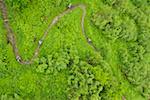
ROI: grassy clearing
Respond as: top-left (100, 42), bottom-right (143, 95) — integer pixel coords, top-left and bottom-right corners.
top-left (0, 0), bottom-right (150, 99)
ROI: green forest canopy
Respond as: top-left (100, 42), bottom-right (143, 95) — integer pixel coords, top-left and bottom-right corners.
top-left (0, 0), bottom-right (150, 100)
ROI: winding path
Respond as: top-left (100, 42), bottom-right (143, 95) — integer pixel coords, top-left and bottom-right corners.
top-left (0, 0), bottom-right (97, 64)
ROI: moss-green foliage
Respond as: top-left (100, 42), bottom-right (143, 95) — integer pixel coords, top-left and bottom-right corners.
top-left (91, 0), bottom-right (150, 99)
top-left (0, 0), bottom-right (150, 100)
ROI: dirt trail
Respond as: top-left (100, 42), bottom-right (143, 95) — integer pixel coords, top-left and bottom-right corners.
top-left (0, 0), bottom-right (97, 64)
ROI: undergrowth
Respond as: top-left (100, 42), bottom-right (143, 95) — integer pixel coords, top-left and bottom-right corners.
top-left (0, 0), bottom-right (150, 100)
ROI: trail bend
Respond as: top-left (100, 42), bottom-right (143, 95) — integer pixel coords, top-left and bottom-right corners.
top-left (0, 0), bottom-right (97, 64)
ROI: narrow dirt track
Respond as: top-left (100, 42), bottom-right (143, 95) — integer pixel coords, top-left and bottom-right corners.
top-left (0, 0), bottom-right (97, 64)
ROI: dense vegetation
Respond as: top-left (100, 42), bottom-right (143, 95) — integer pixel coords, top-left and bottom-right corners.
top-left (0, 0), bottom-right (150, 99)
